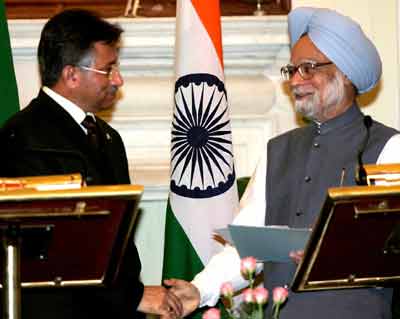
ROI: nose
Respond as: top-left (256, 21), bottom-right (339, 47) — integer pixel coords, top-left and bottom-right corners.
top-left (110, 69), bottom-right (124, 87)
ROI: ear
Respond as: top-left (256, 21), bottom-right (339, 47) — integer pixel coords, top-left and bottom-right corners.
top-left (61, 65), bottom-right (81, 89)
top-left (342, 74), bottom-right (357, 96)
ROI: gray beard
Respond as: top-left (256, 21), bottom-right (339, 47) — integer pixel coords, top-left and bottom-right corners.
top-left (293, 71), bottom-right (347, 121)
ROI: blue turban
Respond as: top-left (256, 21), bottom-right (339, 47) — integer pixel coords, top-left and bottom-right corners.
top-left (288, 7), bottom-right (381, 94)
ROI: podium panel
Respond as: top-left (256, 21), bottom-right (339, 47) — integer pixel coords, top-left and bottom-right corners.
top-left (0, 185), bottom-right (143, 288)
top-left (292, 185), bottom-right (400, 292)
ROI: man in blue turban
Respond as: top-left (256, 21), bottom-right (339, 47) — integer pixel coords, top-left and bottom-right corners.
top-left (288, 7), bottom-right (381, 94)
top-left (164, 7), bottom-right (400, 319)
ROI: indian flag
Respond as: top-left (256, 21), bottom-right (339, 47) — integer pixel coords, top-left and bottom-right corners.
top-left (0, 0), bottom-right (19, 125)
top-left (162, 0), bottom-right (239, 312)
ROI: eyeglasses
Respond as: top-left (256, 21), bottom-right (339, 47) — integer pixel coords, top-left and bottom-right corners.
top-left (280, 61), bottom-right (333, 81)
top-left (78, 63), bottom-right (120, 80)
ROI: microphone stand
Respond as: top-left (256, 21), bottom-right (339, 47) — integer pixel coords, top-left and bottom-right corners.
top-left (355, 116), bottom-right (372, 185)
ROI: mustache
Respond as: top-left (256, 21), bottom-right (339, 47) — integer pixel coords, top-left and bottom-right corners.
top-left (108, 86), bottom-right (119, 95)
top-left (291, 86), bottom-right (315, 96)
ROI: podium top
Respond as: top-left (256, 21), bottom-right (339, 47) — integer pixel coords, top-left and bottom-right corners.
top-left (0, 173), bottom-right (83, 191)
top-left (0, 184), bottom-right (143, 200)
top-left (364, 163), bottom-right (400, 185)
top-left (0, 183), bottom-right (144, 288)
top-left (292, 184), bottom-right (400, 292)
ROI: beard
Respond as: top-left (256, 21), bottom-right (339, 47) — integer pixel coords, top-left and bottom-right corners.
top-left (291, 70), bottom-right (347, 121)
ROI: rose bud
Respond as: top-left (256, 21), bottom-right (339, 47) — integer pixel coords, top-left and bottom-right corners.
top-left (240, 256), bottom-right (257, 278)
top-left (220, 282), bottom-right (234, 298)
top-left (253, 287), bottom-right (269, 305)
top-left (202, 308), bottom-right (220, 319)
top-left (243, 288), bottom-right (254, 304)
top-left (272, 287), bottom-right (289, 305)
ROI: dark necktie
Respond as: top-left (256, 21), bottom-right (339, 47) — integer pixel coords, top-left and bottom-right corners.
top-left (81, 115), bottom-right (99, 150)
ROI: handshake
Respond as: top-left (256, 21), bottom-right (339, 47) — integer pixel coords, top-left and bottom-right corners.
top-left (138, 255), bottom-right (290, 319)
top-left (137, 279), bottom-right (200, 319)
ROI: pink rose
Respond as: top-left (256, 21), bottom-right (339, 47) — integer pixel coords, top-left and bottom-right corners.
top-left (242, 288), bottom-right (254, 303)
top-left (220, 282), bottom-right (234, 298)
top-left (240, 256), bottom-right (257, 278)
top-left (253, 287), bottom-right (269, 305)
top-left (202, 308), bottom-right (220, 319)
top-left (272, 287), bottom-right (289, 305)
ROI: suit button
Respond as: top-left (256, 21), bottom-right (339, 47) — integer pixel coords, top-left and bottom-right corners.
top-left (304, 176), bottom-right (311, 182)
top-left (313, 142), bottom-right (320, 148)
top-left (296, 210), bottom-right (303, 216)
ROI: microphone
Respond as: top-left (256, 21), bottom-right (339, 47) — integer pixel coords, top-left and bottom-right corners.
top-left (21, 147), bottom-right (90, 183)
top-left (355, 115), bottom-right (372, 185)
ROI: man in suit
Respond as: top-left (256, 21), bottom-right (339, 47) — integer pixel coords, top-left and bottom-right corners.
top-left (0, 9), bottom-right (181, 319)
top-left (164, 6), bottom-right (400, 319)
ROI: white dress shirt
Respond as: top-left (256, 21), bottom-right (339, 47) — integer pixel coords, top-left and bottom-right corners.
top-left (42, 86), bottom-right (95, 134)
top-left (192, 133), bottom-right (400, 307)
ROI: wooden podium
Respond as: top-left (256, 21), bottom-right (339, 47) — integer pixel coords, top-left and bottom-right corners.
top-left (0, 179), bottom-right (143, 319)
top-left (292, 183), bottom-right (400, 292)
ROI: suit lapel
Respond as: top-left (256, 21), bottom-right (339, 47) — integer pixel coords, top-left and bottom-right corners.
top-left (34, 91), bottom-right (90, 154)
top-left (34, 90), bottom-right (122, 184)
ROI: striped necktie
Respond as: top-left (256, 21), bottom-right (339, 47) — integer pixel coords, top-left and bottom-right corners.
top-left (81, 115), bottom-right (99, 149)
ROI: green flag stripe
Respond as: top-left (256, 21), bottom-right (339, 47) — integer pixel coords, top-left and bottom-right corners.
top-left (0, 0), bottom-right (19, 126)
top-left (162, 199), bottom-right (203, 281)
top-left (163, 199), bottom-right (229, 319)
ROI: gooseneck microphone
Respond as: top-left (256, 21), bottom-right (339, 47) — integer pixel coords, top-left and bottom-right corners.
top-left (355, 115), bottom-right (372, 185)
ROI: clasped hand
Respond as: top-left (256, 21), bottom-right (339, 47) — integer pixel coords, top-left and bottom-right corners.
top-left (163, 279), bottom-right (201, 318)
top-left (137, 285), bottom-right (183, 319)
top-left (137, 280), bottom-right (200, 319)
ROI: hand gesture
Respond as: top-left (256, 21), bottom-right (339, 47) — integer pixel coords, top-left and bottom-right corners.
top-left (137, 285), bottom-right (183, 319)
top-left (164, 278), bottom-right (201, 317)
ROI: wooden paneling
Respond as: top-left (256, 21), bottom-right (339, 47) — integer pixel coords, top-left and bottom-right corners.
top-left (5, 0), bottom-right (290, 19)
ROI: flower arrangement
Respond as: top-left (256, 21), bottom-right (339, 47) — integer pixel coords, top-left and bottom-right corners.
top-left (203, 256), bottom-right (288, 319)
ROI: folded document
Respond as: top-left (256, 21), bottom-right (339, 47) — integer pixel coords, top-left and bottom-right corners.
top-left (221, 225), bottom-right (311, 263)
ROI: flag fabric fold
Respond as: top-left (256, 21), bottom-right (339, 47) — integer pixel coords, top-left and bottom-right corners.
top-left (0, 0), bottom-right (19, 126)
top-left (163, 0), bottom-right (239, 309)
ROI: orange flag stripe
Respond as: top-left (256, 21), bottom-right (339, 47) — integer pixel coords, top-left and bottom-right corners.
top-left (191, 0), bottom-right (224, 70)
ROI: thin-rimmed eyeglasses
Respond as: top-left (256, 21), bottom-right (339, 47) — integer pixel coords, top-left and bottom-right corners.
top-left (280, 61), bottom-right (333, 81)
top-left (78, 64), bottom-right (120, 80)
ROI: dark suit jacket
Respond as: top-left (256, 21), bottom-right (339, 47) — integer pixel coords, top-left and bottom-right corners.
top-left (0, 90), bottom-right (145, 318)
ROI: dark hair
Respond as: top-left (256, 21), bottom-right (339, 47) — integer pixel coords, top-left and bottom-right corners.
top-left (38, 9), bottom-right (123, 87)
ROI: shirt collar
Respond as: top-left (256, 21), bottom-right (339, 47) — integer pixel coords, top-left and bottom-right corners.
top-left (312, 103), bottom-right (363, 135)
top-left (42, 86), bottom-right (95, 131)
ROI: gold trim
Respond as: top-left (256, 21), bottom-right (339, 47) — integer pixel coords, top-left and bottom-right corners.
top-left (0, 279), bottom-right (104, 289)
top-left (0, 210), bottom-right (111, 220)
top-left (0, 183), bottom-right (144, 288)
top-left (328, 184), bottom-right (400, 200)
top-left (293, 184), bottom-right (400, 291)
top-left (297, 204), bottom-right (335, 290)
top-left (0, 174), bottom-right (83, 190)
top-left (353, 200), bottom-right (400, 217)
top-left (0, 184), bottom-right (144, 202)
top-left (0, 200), bottom-right (111, 219)
top-left (364, 163), bottom-right (400, 175)
top-left (304, 274), bottom-right (400, 291)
